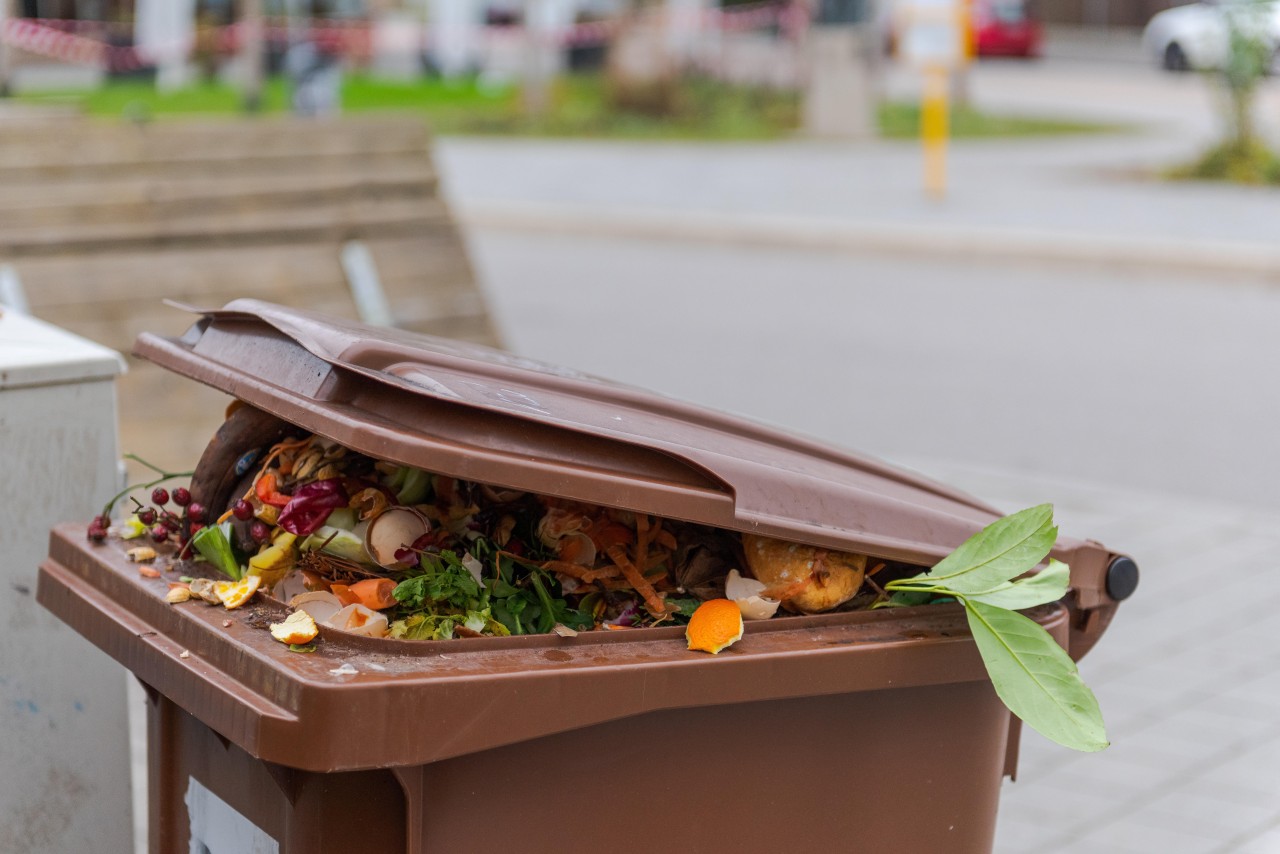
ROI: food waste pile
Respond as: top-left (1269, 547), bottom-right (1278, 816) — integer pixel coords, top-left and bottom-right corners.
top-left (91, 432), bottom-right (902, 653)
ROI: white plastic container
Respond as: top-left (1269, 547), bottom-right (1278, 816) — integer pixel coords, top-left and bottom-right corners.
top-left (0, 309), bottom-right (133, 854)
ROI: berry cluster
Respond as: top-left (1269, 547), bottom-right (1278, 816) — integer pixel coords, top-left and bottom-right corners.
top-left (87, 484), bottom-right (207, 550)
top-left (230, 499), bottom-right (272, 545)
top-left (140, 486), bottom-right (207, 546)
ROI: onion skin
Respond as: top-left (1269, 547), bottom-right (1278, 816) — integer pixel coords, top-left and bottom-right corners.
top-left (741, 535), bottom-right (866, 614)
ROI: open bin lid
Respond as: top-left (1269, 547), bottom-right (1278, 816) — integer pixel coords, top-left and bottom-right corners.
top-left (132, 299), bottom-right (1122, 615)
top-left (35, 300), bottom-right (1132, 772)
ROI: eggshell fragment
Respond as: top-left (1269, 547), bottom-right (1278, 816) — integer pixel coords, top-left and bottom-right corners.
top-left (724, 569), bottom-right (782, 621)
top-left (288, 591), bottom-right (343, 624)
top-left (323, 603), bottom-right (390, 638)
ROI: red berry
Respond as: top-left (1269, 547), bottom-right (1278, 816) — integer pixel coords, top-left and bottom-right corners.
top-left (86, 525), bottom-right (107, 543)
top-left (150, 525), bottom-right (169, 543)
top-left (187, 502), bottom-right (206, 523)
top-left (138, 508), bottom-right (157, 526)
top-left (231, 500), bottom-right (253, 521)
top-left (172, 487), bottom-right (191, 507)
top-left (151, 488), bottom-right (169, 506)
top-left (250, 521), bottom-right (271, 543)
top-left (189, 522), bottom-right (205, 536)
top-left (162, 511), bottom-right (182, 532)
top-left (93, 514), bottom-right (110, 528)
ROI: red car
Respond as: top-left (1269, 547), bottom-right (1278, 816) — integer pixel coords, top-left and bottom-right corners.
top-left (973, 0), bottom-right (1042, 57)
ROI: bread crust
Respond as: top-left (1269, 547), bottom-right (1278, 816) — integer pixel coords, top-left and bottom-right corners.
top-left (742, 534), bottom-right (866, 614)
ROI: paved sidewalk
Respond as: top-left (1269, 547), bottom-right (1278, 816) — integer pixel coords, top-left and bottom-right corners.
top-left (918, 462), bottom-right (1280, 854)
top-left (437, 61), bottom-right (1280, 276)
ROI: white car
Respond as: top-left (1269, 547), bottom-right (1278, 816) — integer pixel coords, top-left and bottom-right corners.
top-left (1143, 0), bottom-right (1280, 71)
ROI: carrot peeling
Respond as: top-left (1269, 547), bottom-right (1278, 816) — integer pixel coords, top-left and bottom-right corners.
top-left (605, 544), bottom-right (666, 617)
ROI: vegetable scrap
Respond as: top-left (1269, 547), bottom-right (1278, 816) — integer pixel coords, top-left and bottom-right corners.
top-left (89, 435), bottom-right (1109, 751)
top-left (164, 431), bottom-right (885, 644)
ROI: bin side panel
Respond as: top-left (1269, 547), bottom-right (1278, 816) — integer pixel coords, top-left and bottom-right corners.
top-left (146, 682), bottom-right (1009, 853)
top-left (421, 682), bottom-right (1010, 854)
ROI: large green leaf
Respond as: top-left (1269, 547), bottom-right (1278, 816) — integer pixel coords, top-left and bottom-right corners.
top-left (926, 504), bottom-right (1057, 594)
top-left (964, 599), bottom-right (1108, 752)
top-left (963, 559), bottom-right (1071, 610)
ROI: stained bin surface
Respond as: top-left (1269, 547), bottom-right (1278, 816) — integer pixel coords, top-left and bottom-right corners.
top-left (38, 300), bottom-right (1132, 853)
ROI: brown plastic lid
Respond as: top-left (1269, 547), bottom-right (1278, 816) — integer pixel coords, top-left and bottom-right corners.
top-left (133, 299), bottom-right (1121, 613)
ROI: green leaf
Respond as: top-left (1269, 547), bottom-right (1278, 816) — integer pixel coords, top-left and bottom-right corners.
top-left (192, 523), bottom-right (242, 581)
top-left (964, 599), bottom-right (1108, 752)
top-left (888, 590), bottom-right (932, 607)
top-left (665, 597), bottom-right (701, 619)
top-left (964, 559), bottom-right (1071, 610)
top-left (924, 504), bottom-right (1057, 594)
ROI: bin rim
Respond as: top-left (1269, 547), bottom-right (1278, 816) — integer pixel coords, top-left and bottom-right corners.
top-left (39, 523), bottom-right (1070, 772)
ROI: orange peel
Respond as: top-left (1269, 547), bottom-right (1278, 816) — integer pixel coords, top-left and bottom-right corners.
top-left (215, 575), bottom-right (262, 610)
top-left (685, 599), bottom-right (744, 654)
top-left (270, 610), bottom-right (319, 645)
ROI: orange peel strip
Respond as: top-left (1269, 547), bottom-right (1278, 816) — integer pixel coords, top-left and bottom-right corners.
top-left (605, 544), bottom-right (666, 617)
top-left (580, 565), bottom-right (622, 583)
top-left (539, 560), bottom-right (594, 580)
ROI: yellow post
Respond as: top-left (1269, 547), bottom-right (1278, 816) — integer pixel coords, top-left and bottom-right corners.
top-left (921, 64), bottom-right (949, 199)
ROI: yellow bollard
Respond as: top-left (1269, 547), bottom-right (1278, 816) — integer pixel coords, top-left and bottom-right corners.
top-left (921, 64), bottom-right (949, 199)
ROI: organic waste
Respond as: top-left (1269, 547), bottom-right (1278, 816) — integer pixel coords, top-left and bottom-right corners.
top-left (90, 437), bottom-right (1107, 752)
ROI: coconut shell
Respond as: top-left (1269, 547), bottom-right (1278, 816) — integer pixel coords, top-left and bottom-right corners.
top-left (741, 534), bottom-right (867, 614)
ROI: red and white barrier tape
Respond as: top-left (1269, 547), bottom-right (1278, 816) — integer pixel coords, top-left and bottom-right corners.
top-left (2, 6), bottom-right (798, 71)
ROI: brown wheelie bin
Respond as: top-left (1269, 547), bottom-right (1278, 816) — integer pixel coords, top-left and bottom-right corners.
top-left (38, 300), bottom-right (1136, 853)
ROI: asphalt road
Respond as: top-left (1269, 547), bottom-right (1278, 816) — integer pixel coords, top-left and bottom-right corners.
top-left (440, 51), bottom-right (1280, 511)
top-left (462, 228), bottom-right (1279, 510)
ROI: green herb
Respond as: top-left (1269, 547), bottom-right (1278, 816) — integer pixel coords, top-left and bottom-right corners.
top-left (665, 597), bottom-right (701, 619)
top-left (191, 523), bottom-right (242, 581)
top-left (884, 505), bottom-right (1108, 753)
top-left (390, 542), bottom-right (593, 638)
top-left (393, 550), bottom-right (482, 611)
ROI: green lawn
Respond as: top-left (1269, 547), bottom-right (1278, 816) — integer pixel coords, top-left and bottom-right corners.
top-left (20, 74), bottom-right (1115, 141)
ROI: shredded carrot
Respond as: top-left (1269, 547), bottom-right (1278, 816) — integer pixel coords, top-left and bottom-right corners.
top-left (580, 565), bottom-right (622, 583)
top-left (588, 521), bottom-right (633, 550)
top-left (539, 560), bottom-right (594, 580)
top-left (605, 544), bottom-right (666, 617)
top-left (635, 515), bottom-right (653, 562)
